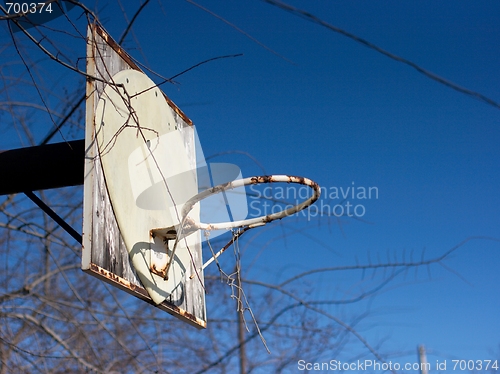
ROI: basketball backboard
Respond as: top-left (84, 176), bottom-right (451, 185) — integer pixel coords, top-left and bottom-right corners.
top-left (82, 24), bottom-right (321, 329)
top-left (83, 23), bottom-right (206, 328)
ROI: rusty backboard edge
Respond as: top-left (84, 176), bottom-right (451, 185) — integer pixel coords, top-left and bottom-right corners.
top-left (93, 23), bottom-right (193, 126)
top-left (84, 263), bottom-right (207, 329)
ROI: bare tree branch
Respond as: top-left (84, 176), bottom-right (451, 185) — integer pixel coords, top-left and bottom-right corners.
top-left (262, 0), bottom-right (500, 110)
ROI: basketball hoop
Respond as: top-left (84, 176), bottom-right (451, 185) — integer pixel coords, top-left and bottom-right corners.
top-left (182, 174), bottom-right (321, 231)
top-left (156, 175), bottom-right (321, 280)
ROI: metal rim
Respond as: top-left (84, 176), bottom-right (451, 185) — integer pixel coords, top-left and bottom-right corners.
top-left (180, 175), bottom-right (321, 231)
top-left (163, 175), bottom-right (321, 280)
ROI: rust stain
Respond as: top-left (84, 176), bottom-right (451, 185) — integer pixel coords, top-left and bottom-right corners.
top-left (90, 263), bottom-right (136, 291)
top-left (150, 263), bottom-right (168, 279)
top-left (85, 263), bottom-right (206, 328)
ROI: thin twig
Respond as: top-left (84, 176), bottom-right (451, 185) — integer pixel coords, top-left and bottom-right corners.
top-left (262, 0), bottom-right (500, 110)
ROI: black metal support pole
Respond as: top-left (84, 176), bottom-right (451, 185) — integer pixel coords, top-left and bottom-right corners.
top-left (24, 191), bottom-right (83, 244)
top-left (0, 139), bottom-right (85, 195)
top-left (0, 139), bottom-right (85, 244)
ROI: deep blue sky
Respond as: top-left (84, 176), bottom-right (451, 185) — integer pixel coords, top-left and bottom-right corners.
top-left (2, 0), bottom-right (499, 370)
top-left (133, 2), bottom-right (500, 364)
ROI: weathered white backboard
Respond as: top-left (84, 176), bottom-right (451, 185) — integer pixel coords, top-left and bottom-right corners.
top-left (83, 23), bottom-right (206, 328)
